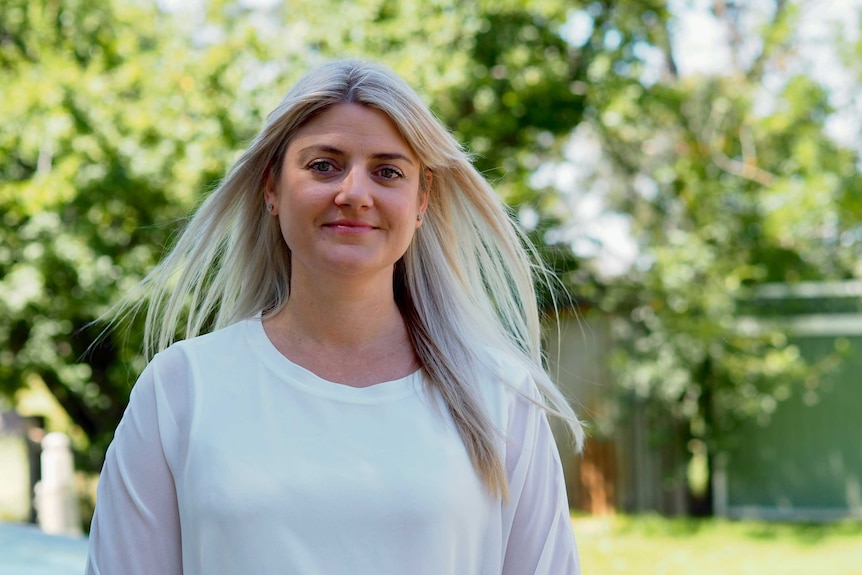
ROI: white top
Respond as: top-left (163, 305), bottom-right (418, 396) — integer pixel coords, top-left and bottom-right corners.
top-left (86, 318), bottom-right (579, 575)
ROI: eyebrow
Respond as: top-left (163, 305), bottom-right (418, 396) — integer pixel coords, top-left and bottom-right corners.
top-left (297, 145), bottom-right (415, 166)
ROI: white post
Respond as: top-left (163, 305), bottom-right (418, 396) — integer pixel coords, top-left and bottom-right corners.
top-left (35, 432), bottom-right (81, 536)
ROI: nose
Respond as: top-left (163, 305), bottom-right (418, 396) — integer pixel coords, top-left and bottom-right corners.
top-left (334, 167), bottom-right (373, 208)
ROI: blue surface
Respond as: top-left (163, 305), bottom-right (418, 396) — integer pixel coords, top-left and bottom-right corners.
top-left (0, 523), bottom-right (88, 575)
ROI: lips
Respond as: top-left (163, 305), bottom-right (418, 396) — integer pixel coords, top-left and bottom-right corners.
top-left (323, 219), bottom-right (377, 232)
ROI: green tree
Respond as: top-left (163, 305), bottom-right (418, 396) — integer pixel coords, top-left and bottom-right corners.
top-left (2, 0), bottom-right (667, 468)
top-left (550, 0), bottom-right (862, 513)
top-left (0, 0), bottom-right (270, 464)
top-left (8, 0), bottom-right (855, 521)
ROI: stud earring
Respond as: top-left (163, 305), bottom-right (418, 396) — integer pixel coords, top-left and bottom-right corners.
top-left (267, 203), bottom-right (274, 213)
top-left (417, 213), bottom-right (423, 221)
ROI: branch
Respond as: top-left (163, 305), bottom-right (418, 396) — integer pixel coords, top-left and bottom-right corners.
top-left (712, 0), bottom-right (741, 71)
top-left (658, 14), bottom-right (679, 80)
top-left (746, 0), bottom-right (791, 83)
top-left (711, 149), bottom-right (777, 187)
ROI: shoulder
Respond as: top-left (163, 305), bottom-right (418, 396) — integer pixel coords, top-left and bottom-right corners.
top-left (475, 345), bottom-right (541, 397)
top-left (168, 319), bottom-right (250, 357)
top-left (148, 318), bottom-right (255, 375)
top-left (470, 345), bottom-right (545, 430)
top-left (133, 319), bottom-right (254, 427)
top-left (141, 318), bottom-right (254, 395)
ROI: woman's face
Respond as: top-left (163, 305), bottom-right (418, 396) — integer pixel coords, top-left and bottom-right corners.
top-left (266, 103), bottom-right (428, 288)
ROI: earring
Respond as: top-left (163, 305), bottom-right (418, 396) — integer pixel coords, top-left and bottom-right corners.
top-left (267, 203), bottom-right (274, 213)
top-left (417, 213), bottom-right (423, 221)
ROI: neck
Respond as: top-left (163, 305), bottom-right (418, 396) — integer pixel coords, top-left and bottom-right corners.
top-left (272, 268), bottom-right (406, 350)
top-left (263, 267), bottom-right (419, 386)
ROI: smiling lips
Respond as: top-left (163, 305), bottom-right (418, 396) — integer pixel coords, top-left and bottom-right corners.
top-left (323, 219), bottom-right (377, 233)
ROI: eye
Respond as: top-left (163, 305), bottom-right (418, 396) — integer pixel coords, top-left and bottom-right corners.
top-left (377, 166), bottom-right (404, 180)
top-left (308, 159), bottom-right (337, 173)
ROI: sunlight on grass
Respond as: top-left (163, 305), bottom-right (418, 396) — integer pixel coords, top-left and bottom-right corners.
top-left (573, 514), bottom-right (862, 575)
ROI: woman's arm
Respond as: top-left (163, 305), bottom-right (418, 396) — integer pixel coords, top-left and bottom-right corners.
top-left (501, 381), bottom-right (581, 575)
top-left (86, 349), bottom-right (188, 575)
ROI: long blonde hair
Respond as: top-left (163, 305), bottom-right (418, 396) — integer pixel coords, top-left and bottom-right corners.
top-left (118, 59), bottom-right (583, 498)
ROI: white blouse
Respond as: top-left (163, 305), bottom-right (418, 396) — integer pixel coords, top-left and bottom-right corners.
top-left (86, 318), bottom-right (579, 574)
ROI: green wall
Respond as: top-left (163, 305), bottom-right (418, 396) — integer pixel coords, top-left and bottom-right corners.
top-left (726, 335), bottom-right (862, 519)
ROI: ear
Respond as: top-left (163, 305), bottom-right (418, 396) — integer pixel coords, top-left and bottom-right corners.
top-left (416, 170), bottom-right (431, 228)
top-left (263, 173), bottom-right (279, 216)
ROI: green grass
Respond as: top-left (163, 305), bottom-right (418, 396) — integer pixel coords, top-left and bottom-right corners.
top-left (573, 514), bottom-right (862, 574)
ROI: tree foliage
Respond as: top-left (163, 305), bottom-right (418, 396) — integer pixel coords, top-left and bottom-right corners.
top-left (551, 0), bottom-right (862, 508)
top-left (1, 0), bottom-right (277, 463)
top-left (2, 0), bottom-right (860, 501)
top-left (0, 0), bottom-right (654, 467)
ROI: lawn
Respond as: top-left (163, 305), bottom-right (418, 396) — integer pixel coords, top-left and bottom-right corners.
top-left (572, 514), bottom-right (862, 575)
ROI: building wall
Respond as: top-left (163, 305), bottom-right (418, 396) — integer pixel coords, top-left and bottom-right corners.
top-left (548, 282), bottom-right (862, 520)
top-left (722, 335), bottom-right (862, 520)
top-left (716, 281), bottom-right (862, 520)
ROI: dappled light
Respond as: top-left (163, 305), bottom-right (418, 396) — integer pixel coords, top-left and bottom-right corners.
top-left (2, 0), bottom-right (861, 572)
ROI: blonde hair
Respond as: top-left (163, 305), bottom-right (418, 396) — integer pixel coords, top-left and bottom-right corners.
top-left (118, 59), bottom-right (583, 498)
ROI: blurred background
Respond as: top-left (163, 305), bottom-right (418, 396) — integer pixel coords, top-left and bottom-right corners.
top-left (1, 0), bottom-right (860, 572)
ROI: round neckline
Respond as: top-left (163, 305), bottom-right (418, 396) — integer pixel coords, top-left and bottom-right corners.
top-left (244, 317), bottom-right (422, 403)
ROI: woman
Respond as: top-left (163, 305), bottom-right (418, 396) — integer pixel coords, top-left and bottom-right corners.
top-left (86, 59), bottom-right (584, 575)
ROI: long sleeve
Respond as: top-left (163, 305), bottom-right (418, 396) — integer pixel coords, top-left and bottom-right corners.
top-left (86, 348), bottom-right (189, 575)
top-left (500, 382), bottom-right (580, 575)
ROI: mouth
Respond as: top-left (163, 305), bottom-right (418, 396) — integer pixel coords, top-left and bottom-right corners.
top-left (323, 220), bottom-right (377, 232)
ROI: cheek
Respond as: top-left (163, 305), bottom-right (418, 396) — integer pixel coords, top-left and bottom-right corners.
top-left (280, 204), bottom-right (308, 229)
top-left (275, 201), bottom-right (302, 247)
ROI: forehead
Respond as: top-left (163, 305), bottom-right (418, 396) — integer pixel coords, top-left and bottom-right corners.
top-left (288, 103), bottom-right (416, 159)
